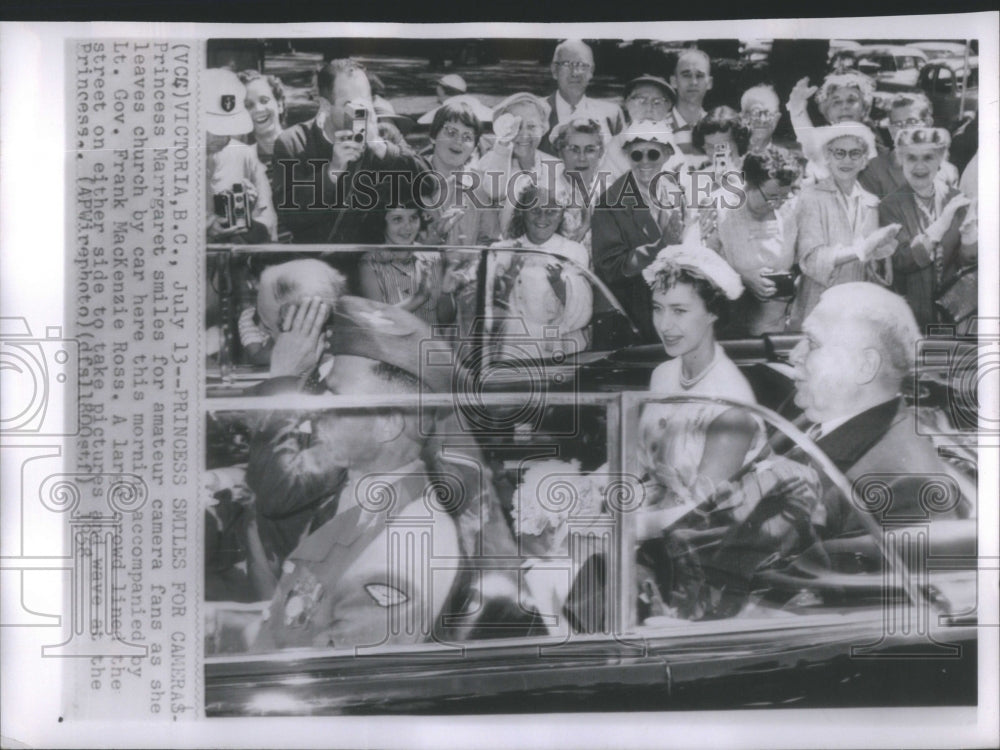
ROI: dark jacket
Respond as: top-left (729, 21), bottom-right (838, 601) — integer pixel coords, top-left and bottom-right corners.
top-left (272, 118), bottom-right (429, 244)
top-left (880, 183), bottom-right (971, 331)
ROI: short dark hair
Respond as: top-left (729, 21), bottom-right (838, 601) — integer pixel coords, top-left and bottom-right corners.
top-left (429, 101), bottom-right (483, 143)
top-left (316, 58), bottom-right (366, 101)
top-left (506, 184), bottom-right (565, 240)
top-left (692, 106), bottom-right (749, 156)
top-left (742, 146), bottom-right (801, 189)
top-left (650, 266), bottom-right (732, 329)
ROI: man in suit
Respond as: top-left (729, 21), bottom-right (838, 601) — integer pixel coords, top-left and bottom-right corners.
top-left (249, 298), bottom-right (460, 651)
top-left (788, 282), bottom-right (965, 537)
top-left (539, 39), bottom-right (623, 155)
top-left (272, 59), bottom-right (427, 244)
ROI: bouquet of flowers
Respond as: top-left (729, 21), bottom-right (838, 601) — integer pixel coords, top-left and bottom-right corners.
top-left (512, 459), bottom-right (608, 558)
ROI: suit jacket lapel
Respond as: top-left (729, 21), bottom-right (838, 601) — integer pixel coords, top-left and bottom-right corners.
top-left (817, 398), bottom-right (903, 473)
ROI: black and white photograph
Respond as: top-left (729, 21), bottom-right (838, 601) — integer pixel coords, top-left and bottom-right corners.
top-left (0, 12), bottom-right (997, 750)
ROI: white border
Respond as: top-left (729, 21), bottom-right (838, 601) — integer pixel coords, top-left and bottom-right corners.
top-left (1, 14), bottom-right (997, 749)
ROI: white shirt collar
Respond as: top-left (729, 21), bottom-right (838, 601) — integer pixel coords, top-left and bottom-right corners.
top-left (555, 91), bottom-right (590, 121)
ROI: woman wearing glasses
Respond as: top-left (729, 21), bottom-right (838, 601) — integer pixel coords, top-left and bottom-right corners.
top-left (793, 123), bottom-right (902, 324)
top-left (592, 121), bottom-right (687, 344)
top-left (879, 127), bottom-right (977, 330)
top-left (859, 93), bottom-right (960, 199)
top-left (551, 117), bottom-right (607, 254)
top-left (718, 147), bottom-right (802, 335)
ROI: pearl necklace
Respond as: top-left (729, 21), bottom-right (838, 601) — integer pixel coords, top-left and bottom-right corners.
top-left (678, 351), bottom-right (720, 390)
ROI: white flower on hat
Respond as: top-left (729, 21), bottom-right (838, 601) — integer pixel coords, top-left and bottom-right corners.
top-left (642, 233), bottom-right (744, 301)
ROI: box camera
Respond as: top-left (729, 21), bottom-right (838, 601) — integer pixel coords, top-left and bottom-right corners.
top-left (214, 183), bottom-right (253, 231)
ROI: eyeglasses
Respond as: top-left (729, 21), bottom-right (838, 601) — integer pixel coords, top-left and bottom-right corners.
top-left (889, 116), bottom-right (926, 129)
top-left (755, 185), bottom-right (789, 207)
top-left (440, 124), bottom-right (476, 145)
top-left (630, 148), bottom-right (663, 163)
top-left (562, 144), bottom-right (602, 157)
top-left (628, 95), bottom-right (668, 108)
top-left (554, 61), bottom-right (593, 72)
top-left (743, 109), bottom-right (779, 125)
top-left (827, 147), bottom-right (867, 161)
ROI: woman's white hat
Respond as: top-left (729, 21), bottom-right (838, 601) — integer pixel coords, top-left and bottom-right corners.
top-left (643, 234), bottom-right (744, 301)
top-left (813, 122), bottom-right (878, 161)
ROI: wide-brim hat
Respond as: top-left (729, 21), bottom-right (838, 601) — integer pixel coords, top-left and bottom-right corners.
top-left (624, 74), bottom-right (677, 105)
top-left (326, 296), bottom-right (452, 394)
top-left (548, 117), bottom-right (612, 148)
top-left (813, 122), bottom-right (878, 162)
top-left (620, 119), bottom-right (678, 149)
top-left (373, 95), bottom-right (415, 135)
top-left (417, 94), bottom-right (494, 126)
top-left (491, 92), bottom-right (552, 122)
top-left (202, 68), bottom-right (253, 136)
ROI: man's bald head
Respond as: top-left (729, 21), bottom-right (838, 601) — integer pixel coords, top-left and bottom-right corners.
top-left (257, 259), bottom-right (346, 336)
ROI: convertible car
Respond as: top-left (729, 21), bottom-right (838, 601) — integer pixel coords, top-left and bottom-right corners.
top-left (203, 243), bottom-right (980, 716)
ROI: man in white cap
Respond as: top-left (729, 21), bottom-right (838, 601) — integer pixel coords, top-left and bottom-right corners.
top-left (272, 59), bottom-right (428, 244)
top-left (203, 67), bottom-right (277, 242)
top-left (539, 39), bottom-right (623, 154)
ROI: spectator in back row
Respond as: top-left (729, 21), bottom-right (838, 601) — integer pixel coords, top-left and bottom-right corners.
top-left (272, 59), bottom-right (427, 244)
top-left (602, 75), bottom-right (677, 183)
top-left (859, 92), bottom-right (959, 199)
top-left (740, 84), bottom-right (782, 154)
top-left (787, 71), bottom-right (877, 182)
top-left (539, 39), bottom-right (624, 154)
top-left (668, 49), bottom-right (713, 167)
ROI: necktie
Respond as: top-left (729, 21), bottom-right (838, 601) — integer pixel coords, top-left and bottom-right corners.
top-left (806, 423), bottom-right (823, 442)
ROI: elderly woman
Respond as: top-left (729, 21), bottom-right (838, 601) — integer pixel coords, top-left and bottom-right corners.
top-left (550, 117), bottom-right (607, 252)
top-left (859, 92), bottom-right (959, 198)
top-left (786, 71), bottom-right (878, 182)
top-left (475, 92), bottom-right (562, 237)
top-left (718, 147), bottom-right (802, 335)
top-left (879, 127), bottom-right (977, 330)
top-left (793, 123), bottom-right (902, 324)
top-left (740, 84), bottom-right (782, 154)
top-left (237, 70), bottom-right (286, 181)
top-left (591, 121), bottom-right (688, 344)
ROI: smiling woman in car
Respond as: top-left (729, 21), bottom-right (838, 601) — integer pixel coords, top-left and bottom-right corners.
top-left (636, 240), bottom-right (763, 533)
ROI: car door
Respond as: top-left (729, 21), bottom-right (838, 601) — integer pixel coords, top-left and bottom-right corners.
top-left (204, 392), bottom-right (673, 715)
top-left (619, 392), bottom-right (978, 709)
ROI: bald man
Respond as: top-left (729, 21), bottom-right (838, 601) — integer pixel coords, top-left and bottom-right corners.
top-left (539, 39), bottom-right (623, 154)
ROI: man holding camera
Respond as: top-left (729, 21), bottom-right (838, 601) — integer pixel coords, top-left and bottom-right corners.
top-left (273, 59), bottom-right (428, 244)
